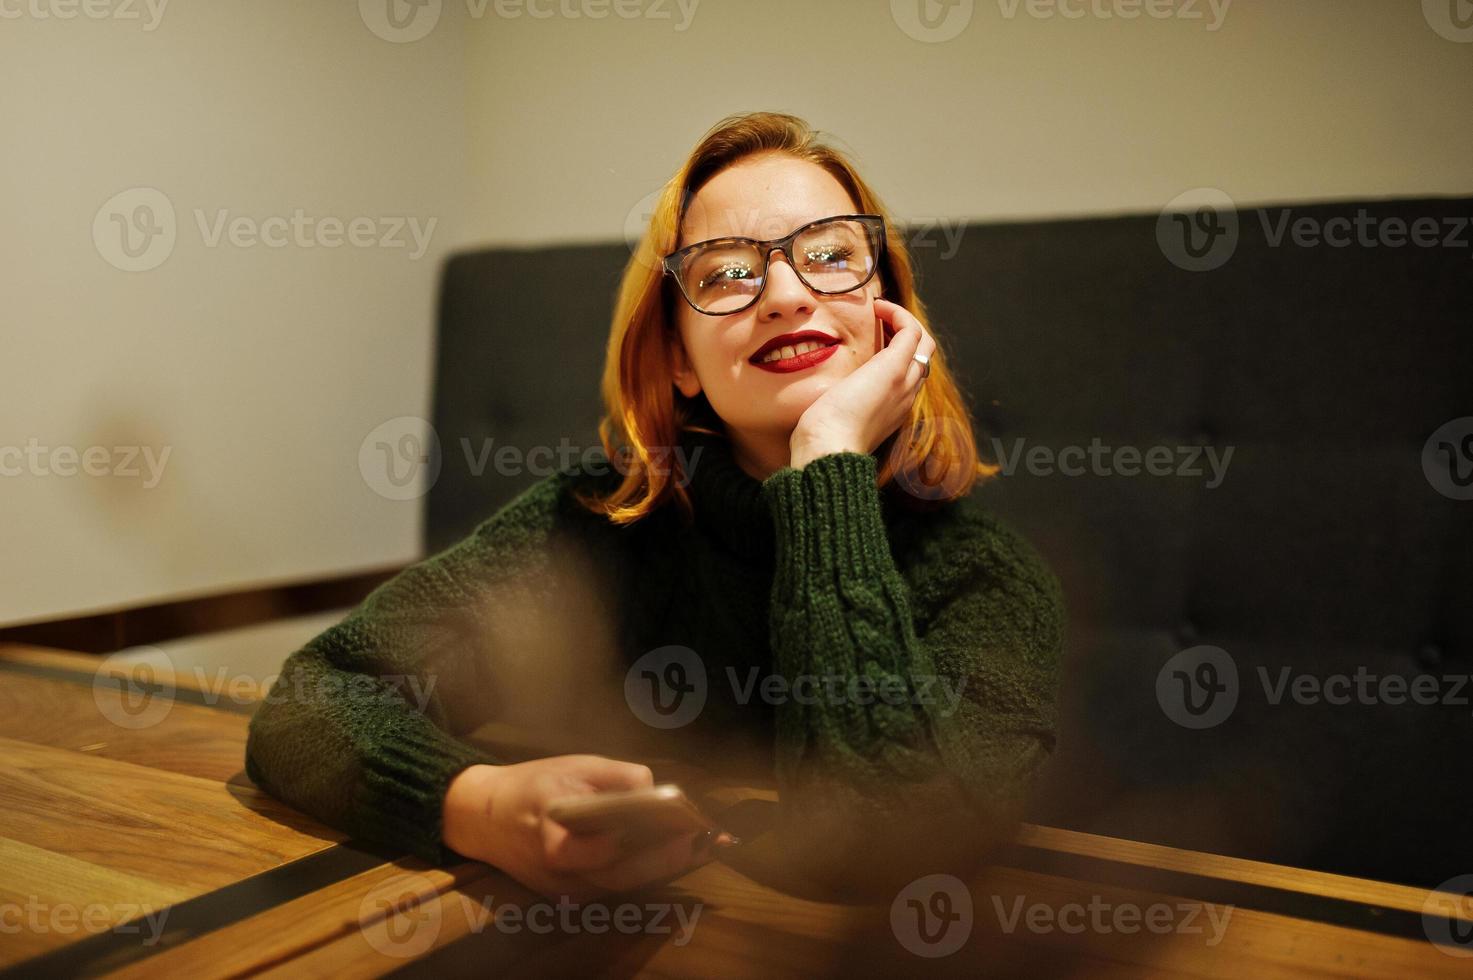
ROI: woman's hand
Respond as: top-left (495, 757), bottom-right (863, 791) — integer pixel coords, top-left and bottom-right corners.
top-left (442, 755), bottom-right (729, 901)
top-left (788, 297), bottom-right (936, 470)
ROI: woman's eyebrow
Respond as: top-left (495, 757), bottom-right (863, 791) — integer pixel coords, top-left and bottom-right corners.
top-left (693, 213), bottom-right (847, 244)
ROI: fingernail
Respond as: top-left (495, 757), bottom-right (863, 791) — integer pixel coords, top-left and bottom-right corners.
top-left (716, 833), bottom-right (741, 848)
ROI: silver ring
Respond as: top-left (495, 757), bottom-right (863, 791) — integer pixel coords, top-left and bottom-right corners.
top-left (912, 352), bottom-right (931, 379)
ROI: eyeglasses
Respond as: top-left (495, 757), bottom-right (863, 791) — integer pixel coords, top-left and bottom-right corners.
top-left (661, 213), bottom-right (886, 316)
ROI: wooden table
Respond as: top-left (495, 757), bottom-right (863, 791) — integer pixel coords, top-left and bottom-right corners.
top-left (1, 641), bottom-right (1469, 978)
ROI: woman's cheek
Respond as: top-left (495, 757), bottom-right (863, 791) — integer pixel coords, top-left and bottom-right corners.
top-left (833, 342), bottom-right (868, 369)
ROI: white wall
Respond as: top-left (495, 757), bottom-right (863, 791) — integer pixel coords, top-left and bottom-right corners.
top-left (3, 0), bottom-right (1469, 626)
top-left (462, 0), bottom-right (1473, 246)
top-left (1, 2), bottom-right (473, 625)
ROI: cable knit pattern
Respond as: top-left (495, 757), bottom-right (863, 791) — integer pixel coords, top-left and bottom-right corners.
top-left (759, 448), bottom-right (1064, 887)
top-left (245, 427), bottom-right (1065, 880)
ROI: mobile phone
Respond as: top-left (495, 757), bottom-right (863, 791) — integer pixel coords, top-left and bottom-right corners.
top-left (546, 784), bottom-right (717, 850)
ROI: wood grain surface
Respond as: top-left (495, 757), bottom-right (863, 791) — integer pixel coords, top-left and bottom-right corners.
top-left (2, 641), bottom-right (1469, 979)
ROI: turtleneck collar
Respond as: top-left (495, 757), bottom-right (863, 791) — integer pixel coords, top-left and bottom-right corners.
top-left (677, 426), bottom-right (775, 564)
top-left (674, 425), bottom-right (899, 565)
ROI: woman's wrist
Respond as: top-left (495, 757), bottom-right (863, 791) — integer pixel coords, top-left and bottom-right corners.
top-left (443, 763), bottom-right (500, 862)
top-left (789, 430), bottom-right (863, 470)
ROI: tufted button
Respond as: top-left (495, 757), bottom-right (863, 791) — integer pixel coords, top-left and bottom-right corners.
top-left (1174, 619), bottom-right (1200, 646)
top-left (1417, 643), bottom-right (1444, 668)
top-left (1189, 423), bottom-right (1215, 447)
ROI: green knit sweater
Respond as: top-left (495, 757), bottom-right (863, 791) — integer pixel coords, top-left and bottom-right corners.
top-left (244, 426), bottom-right (1064, 886)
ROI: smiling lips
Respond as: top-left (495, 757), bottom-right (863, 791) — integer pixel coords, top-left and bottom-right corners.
top-left (749, 332), bottom-right (841, 373)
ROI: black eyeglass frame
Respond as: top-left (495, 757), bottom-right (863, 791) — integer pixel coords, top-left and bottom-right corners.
top-left (660, 213), bottom-right (887, 316)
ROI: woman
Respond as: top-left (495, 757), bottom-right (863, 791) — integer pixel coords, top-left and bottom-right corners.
top-left (245, 110), bottom-right (1064, 901)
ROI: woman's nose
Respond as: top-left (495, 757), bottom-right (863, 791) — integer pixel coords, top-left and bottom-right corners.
top-left (758, 252), bottom-right (814, 320)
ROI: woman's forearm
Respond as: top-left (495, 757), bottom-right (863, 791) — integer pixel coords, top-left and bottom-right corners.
top-left (757, 448), bottom-right (1064, 874)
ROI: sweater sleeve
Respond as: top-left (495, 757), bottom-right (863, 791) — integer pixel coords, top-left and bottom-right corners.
top-left (758, 450), bottom-right (1064, 889)
top-left (244, 470), bottom-right (581, 866)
